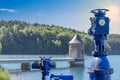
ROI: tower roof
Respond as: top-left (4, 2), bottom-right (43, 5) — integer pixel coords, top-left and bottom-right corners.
top-left (69, 34), bottom-right (83, 44)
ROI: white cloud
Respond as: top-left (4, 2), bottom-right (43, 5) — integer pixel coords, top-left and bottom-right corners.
top-left (0, 8), bottom-right (17, 13)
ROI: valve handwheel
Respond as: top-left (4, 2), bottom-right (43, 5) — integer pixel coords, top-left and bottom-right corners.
top-left (91, 9), bottom-right (109, 14)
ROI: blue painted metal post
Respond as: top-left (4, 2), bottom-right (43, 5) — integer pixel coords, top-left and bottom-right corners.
top-left (87, 9), bottom-right (114, 80)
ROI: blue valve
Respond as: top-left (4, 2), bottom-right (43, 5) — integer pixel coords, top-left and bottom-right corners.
top-left (32, 57), bottom-right (73, 80)
top-left (87, 9), bottom-right (113, 80)
top-left (32, 57), bottom-right (56, 80)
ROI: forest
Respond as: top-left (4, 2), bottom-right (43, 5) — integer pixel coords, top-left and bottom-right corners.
top-left (0, 20), bottom-right (120, 55)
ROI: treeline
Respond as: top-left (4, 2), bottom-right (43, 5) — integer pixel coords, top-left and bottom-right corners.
top-left (107, 34), bottom-right (120, 54)
top-left (0, 20), bottom-right (120, 55)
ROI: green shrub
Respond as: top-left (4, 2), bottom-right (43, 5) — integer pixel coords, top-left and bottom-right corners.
top-left (0, 68), bottom-right (12, 80)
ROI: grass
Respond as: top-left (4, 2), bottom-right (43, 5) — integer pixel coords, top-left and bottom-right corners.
top-left (0, 68), bottom-right (12, 80)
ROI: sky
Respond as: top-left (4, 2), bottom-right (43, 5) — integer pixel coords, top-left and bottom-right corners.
top-left (0, 0), bottom-right (120, 34)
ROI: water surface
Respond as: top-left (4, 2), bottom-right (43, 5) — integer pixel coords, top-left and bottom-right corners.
top-left (0, 55), bottom-right (119, 80)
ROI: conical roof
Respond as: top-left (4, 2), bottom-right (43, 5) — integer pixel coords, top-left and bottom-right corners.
top-left (69, 34), bottom-right (83, 44)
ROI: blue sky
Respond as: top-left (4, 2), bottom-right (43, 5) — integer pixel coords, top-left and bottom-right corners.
top-left (0, 0), bottom-right (120, 34)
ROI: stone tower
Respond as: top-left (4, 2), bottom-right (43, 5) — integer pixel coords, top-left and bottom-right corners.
top-left (69, 34), bottom-right (84, 67)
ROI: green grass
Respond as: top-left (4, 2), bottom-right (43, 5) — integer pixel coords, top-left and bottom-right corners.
top-left (0, 68), bottom-right (12, 80)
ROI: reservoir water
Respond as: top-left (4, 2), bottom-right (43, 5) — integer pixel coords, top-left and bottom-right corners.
top-left (0, 55), bottom-right (119, 80)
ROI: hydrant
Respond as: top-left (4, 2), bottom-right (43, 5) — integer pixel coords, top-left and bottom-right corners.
top-left (87, 9), bottom-right (114, 80)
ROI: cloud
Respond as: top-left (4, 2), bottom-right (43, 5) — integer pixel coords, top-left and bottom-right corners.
top-left (0, 8), bottom-right (17, 13)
